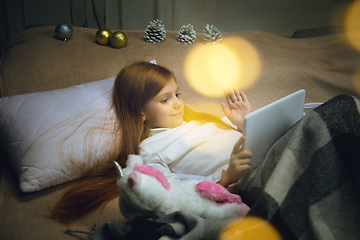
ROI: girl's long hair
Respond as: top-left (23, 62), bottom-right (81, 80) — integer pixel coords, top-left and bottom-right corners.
top-left (51, 61), bottom-right (230, 222)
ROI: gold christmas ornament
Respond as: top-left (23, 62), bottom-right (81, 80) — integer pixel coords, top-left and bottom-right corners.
top-left (96, 28), bottom-right (112, 45)
top-left (110, 31), bottom-right (128, 48)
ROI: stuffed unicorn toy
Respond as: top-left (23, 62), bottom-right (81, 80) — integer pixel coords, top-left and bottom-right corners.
top-left (114, 155), bottom-right (250, 220)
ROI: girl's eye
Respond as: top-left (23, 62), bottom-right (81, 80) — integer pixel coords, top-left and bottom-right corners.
top-left (176, 93), bottom-right (181, 98)
top-left (161, 98), bottom-right (168, 103)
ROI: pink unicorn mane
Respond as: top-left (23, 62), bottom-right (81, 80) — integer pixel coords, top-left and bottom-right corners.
top-left (134, 164), bottom-right (171, 190)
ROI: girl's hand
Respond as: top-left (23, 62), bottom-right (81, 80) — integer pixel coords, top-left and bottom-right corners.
top-left (221, 88), bottom-right (251, 132)
top-left (218, 136), bottom-right (252, 187)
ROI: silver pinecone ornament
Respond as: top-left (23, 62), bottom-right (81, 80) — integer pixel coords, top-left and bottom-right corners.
top-left (144, 19), bottom-right (166, 43)
top-left (177, 24), bottom-right (196, 44)
top-left (203, 24), bottom-right (222, 44)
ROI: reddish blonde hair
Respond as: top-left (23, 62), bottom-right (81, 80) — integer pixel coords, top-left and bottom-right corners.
top-left (51, 61), bottom-right (230, 222)
top-left (51, 62), bottom-right (174, 222)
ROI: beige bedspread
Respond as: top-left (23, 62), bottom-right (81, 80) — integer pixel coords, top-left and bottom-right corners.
top-left (1, 26), bottom-right (360, 239)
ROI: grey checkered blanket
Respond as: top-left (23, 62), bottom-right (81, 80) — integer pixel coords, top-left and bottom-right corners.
top-left (241, 94), bottom-right (360, 239)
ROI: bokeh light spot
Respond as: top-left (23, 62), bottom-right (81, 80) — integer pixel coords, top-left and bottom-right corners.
top-left (184, 37), bottom-right (261, 97)
top-left (219, 216), bottom-right (282, 240)
top-left (344, 0), bottom-right (360, 52)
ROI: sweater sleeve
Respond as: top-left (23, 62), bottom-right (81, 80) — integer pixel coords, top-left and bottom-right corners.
top-left (143, 151), bottom-right (240, 192)
top-left (142, 150), bottom-right (224, 184)
top-left (143, 152), bottom-right (181, 183)
top-left (197, 168), bottom-right (224, 183)
top-left (144, 150), bottom-right (224, 184)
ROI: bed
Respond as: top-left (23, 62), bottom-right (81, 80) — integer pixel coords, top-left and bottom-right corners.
top-left (0, 26), bottom-right (360, 240)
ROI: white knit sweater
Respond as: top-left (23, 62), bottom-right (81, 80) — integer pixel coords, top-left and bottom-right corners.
top-left (139, 121), bottom-right (242, 188)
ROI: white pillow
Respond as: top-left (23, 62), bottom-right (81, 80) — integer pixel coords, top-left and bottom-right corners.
top-left (0, 77), bottom-right (117, 192)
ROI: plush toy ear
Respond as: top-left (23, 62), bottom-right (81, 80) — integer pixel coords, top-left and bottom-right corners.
top-left (113, 161), bottom-right (124, 178)
top-left (127, 155), bottom-right (144, 168)
top-left (128, 172), bottom-right (138, 188)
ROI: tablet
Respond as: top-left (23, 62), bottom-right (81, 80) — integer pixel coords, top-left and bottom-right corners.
top-left (243, 89), bottom-right (306, 167)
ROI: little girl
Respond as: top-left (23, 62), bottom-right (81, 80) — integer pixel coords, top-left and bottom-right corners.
top-left (52, 61), bottom-right (252, 221)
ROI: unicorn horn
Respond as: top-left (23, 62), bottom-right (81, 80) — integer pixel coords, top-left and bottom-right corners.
top-left (114, 161), bottom-right (124, 178)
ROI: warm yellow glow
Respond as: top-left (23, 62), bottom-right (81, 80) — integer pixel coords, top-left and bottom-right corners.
top-left (344, 1), bottom-right (360, 51)
top-left (185, 101), bottom-right (225, 119)
top-left (219, 216), bottom-right (282, 240)
top-left (184, 37), bottom-right (261, 97)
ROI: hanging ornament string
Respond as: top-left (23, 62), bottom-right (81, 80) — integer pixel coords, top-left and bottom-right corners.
top-left (90, 0), bottom-right (101, 29)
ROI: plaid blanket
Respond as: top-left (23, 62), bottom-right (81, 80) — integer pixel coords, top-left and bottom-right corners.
top-left (241, 94), bottom-right (360, 240)
top-left (67, 95), bottom-right (360, 240)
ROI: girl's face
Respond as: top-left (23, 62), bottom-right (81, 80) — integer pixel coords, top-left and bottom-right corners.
top-left (142, 78), bottom-right (184, 128)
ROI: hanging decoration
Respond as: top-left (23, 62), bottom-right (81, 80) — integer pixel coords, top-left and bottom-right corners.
top-left (96, 28), bottom-right (112, 45)
top-left (90, 0), bottom-right (101, 29)
top-left (55, 22), bottom-right (73, 42)
top-left (203, 24), bottom-right (222, 45)
top-left (109, 31), bottom-right (128, 48)
top-left (144, 19), bottom-right (166, 43)
top-left (177, 24), bottom-right (197, 44)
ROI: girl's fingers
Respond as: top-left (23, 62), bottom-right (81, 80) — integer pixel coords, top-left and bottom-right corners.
top-left (240, 91), bottom-right (248, 103)
top-left (233, 136), bottom-right (245, 152)
top-left (230, 93), bottom-right (237, 103)
top-left (233, 88), bottom-right (242, 102)
top-left (226, 95), bottom-right (234, 107)
top-left (226, 87), bottom-right (246, 104)
top-left (227, 87), bottom-right (237, 103)
top-left (221, 102), bottom-right (231, 116)
top-left (236, 164), bottom-right (251, 172)
top-left (233, 148), bottom-right (253, 159)
top-left (224, 89), bottom-right (234, 106)
top-left (223, 88), bottom-right (229, 97)
top-left (232, 138), bottom-right (253, 160)
top-left (235, 158), bottom-right (252, 166)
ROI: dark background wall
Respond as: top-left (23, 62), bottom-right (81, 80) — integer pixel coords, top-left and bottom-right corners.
top-left (0, 0), bottom-right (354, 45)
